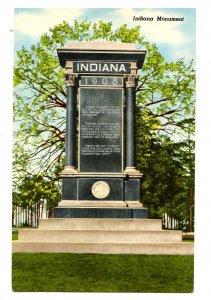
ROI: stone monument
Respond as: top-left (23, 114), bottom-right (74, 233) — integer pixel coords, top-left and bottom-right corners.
top-left (12, 41), bottom-right (194, 255)
top-left (54, 41), bottom-right (148, 219)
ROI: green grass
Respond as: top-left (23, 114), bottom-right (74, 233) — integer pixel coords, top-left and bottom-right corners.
top-left (12, 253), bottom-right (194, 293)
top-left (12, 231), bottom-right (18, 240)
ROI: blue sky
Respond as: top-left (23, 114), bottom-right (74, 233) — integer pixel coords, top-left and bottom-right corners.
top-left (14, 8), bottom-right (196, 63)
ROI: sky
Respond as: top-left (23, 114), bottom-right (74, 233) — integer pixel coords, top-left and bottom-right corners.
top-left (14, 8), bottom-right (196, 63)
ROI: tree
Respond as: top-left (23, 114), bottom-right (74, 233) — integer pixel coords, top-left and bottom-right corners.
top-left (13, 20), bottom-right (195, 179)
top-left (136, 107), bottom-right (195, 228)
top-left (13, 20), bottom-right (195, 227)
top-left (12, 174), bottom-right (61, 225)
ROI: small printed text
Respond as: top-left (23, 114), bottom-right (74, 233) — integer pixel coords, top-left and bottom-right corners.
top-left (133, 16), bottom-right (184, 22)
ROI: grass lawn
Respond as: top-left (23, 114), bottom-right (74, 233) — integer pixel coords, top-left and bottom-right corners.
top-left (12, 252), bottom-right (194, 293)
top-left (12, 231), bottom-right (18, 240)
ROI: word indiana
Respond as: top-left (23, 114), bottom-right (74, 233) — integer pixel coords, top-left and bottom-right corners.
top-left (73, 62), bottom-right (131, 74)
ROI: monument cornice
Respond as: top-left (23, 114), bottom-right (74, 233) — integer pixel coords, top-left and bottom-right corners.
top-left (59, 172), bottom-right (143, 178)
top-left (57, 41), bottom-right (146, 69)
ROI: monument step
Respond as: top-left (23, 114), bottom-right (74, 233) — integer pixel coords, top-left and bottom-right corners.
top-left (18, 229), bottom-right (182, 243)
top-left (39, 218), bottom-right (162, 230)
top-left (12, 241), bottom-right (193, 255)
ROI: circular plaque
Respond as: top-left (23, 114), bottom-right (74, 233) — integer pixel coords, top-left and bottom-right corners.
top-left (91, 181), bottom-right (110, 199)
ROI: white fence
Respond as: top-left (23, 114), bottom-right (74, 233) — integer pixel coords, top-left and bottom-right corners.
top-left (12, 203), bottom-right (191, 230)
top-left (12, 200), bottom-right (52, 227)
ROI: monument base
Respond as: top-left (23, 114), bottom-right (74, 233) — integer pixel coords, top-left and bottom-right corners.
top-left (12, 218), bottom-right (194, 255)
top-left (53, 206), bottom-right (148, 219)
top-left (60, 173), bottom-right (143, 202)
top-left (57, 200), bottom-right (143, 207)
top-left (56, 172), bottom-right (147, 218)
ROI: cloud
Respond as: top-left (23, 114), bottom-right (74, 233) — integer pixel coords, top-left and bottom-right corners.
top-left (15, 8), bottom-right (85, 37)
top-left (14, 8), bottom-right (195, 61)
top-left (115, 8), bottom-right (188, 46)
top-left (172, 45), bottom-right (195, 62)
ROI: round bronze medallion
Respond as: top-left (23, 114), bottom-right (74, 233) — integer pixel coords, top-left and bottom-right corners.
top-left (91, 181), bottom-right (110, 199)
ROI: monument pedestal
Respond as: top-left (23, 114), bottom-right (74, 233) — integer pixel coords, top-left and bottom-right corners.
top-left (54, 172), bottom-right (147, 219)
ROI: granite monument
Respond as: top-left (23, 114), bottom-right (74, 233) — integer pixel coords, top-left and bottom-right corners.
top-left (54, 41), bottom-right (148, 219)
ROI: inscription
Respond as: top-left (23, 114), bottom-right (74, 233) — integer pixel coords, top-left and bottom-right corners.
top-left (81, 105), bottom-right (120, 117)
top-left (80, 76), bottom-right (123, 86)
top-left (81, 122), bottom-right (120, 139)
top-left (82, 144), bottom-right (120, 156)
top-left (79, 88), bottom-right (123, 172)
top-left (73, 61), bottom-right (131, 74)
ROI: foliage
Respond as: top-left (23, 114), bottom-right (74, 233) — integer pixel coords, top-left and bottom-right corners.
top-left (13, 20), bottom-right (195, 225)
top-left (137, 42), bottom-right (195, 135)
top-left (136, 106), bottom-right (194, 225)
top-left (12, 253), bottom-right (194, 292)
top-left (13, 20), bottom-right (195, 176)
top-left (12, 174), bottom-right (61, 211)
